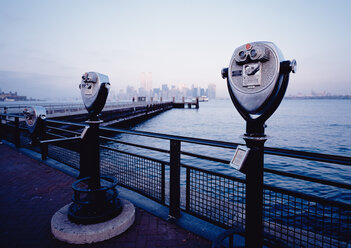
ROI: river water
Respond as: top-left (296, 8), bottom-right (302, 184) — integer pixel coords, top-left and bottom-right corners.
top-left (109, 99), bottom-right (351, 203)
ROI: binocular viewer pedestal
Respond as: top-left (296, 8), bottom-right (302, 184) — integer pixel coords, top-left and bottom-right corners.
top-left (222, 41), bottom-right (296, 248)
top-left (51, 118), bottom-right (135, 244)
top-left (67, 118), bottom-right (122, 224)
top-left (47, 71), bottom-right (135, 243)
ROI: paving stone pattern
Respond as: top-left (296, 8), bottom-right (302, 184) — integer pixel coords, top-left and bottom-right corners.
top-left (0, 144), bottom-right (211, 248)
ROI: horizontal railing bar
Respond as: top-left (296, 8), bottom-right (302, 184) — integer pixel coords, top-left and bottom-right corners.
top-left (46, 125), bottom-right (81, 135)
top-left (264, 146), bottom-right (351, 166)
top-left (46, 132), bottom-right (71, 139)
top-left (100, 137), bottom-right (351, 189)
top-left (182, 150), bottom-right (351, 189)
top-left (183, 161), bottom-right (351, 203)
top-left (264, 184), bottom-right (351, 209)
top-left (181, 150), bottom-right (351, 189)
top-left (101, 135), bottom-right (232, 164)
top-left (40, 136), bottom-right (81, 144)
top-left (264, 168), bottom-right (351, 190)
top-left (181, 163), bottom-right (246, 183)
top-left (100, 126), bottom-right (243, 149)
top-left (46, 119), bottom-right (86, 127)
top-left (0, 113), bottom-right (23, 118)
top-left (181, 151), bottom-right (230, 164)
top-left (100, 126), bottom-right (351, 166)
top-left (47, 129), bottom-right (351, 190)
top-left (100, 136), bottom-right (170, 154)
top-left (28, 119), bottom-right (351, 167)
top-left (99, 136), bottom-right (351, 189)
top-left (42, 129), bottom-right (351, 190)
top-left (101, 135), bottom-right (233, 164)
top-left (100, 145), bottom-right (169, 165)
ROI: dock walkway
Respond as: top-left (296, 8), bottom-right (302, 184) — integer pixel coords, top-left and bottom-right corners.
top-left (0, 143), bottom-right (211, 248)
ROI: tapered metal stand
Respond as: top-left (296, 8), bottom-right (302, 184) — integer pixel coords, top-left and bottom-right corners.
top-left (243, 121), bottom-right (267, 248)
top-left (68, 119), bottom-right (122, 224)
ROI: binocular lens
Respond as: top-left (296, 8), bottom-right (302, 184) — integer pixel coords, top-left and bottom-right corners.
top-left (250, 49), bottom-right (257, 58)
top-left (239, 51), bottom-right (246, 59)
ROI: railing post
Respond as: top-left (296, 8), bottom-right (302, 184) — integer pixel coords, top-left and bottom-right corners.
top-left (0, 114), bottom-right (3, 143)
top-left (161, 163), bottom-right (166, 205)
top-left (169, 139), bottom-right (181, 219)
top-left (14, 116), bottom-right (20, 148)
top-left (186, 167), bottom-right (190, 212)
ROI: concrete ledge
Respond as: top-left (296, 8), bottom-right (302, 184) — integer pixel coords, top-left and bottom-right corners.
top-left (51, 199), bottom-right (135, 244)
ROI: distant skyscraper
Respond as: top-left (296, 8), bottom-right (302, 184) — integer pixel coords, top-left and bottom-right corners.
top-left (140, 72), bottom-right (152, 95)
top-left (200, 88), bottom-right (206, 97)
top-left (146, 72), bottom-right (152, 92)
top-left (126, 85), bottom-right (136, 99)
top-left (161, 84), bottom-right (168, 92)
top-left (208, 84), bottom-right (216, 99)
top-left (140, 72), bottom-right (146, 90)
top-left (192, 87), bottom-right (199, 97)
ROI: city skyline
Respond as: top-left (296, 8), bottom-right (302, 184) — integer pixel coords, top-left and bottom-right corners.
top-left (111, 81), bottom-right (216, 102)
top-left (3, 83), bottom-right (351, 102)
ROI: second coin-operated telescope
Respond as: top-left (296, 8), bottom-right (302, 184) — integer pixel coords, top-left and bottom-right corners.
top-left (23, 106), bottom-right (46, 133)
top-left (79, 72), bottom-right (110, 119)
top-left (222, 41), bottom-right (296, 135)
top-left (23, 106), bottom-right (46, 144)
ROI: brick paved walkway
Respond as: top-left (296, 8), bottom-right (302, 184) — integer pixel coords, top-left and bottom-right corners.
top-left (0, 144), bottom-right (211, 248)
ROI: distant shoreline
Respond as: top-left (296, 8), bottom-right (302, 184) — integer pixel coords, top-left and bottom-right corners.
top-left (285, 95), bottom-right (351, 100)
top-left (0, 96), bottom-right (350, 106)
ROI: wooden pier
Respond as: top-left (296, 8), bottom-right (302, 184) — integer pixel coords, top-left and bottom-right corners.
top-left (52, 102), bottom-right (174, 126)
top-left (173, 97), bottom-right (199, 109)
top-left (0, 99), bottom-right (200, 126)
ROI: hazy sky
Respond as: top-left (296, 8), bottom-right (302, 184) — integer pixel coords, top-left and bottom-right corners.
top-left (0, 0), bottom-right (350, 99)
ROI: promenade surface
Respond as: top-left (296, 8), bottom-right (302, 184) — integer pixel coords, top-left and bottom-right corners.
top-left (0, 143), bottom-right (211, 248)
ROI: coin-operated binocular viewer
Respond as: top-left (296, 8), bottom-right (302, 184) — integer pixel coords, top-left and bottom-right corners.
top-left (79, 72), bottom-right (110, 120)
top-left (222, 42), bottom-right (296, 247)
top-left (23, 106), bottom-right (46, 145)
top-left (68, 72), bottom-right (122, 224)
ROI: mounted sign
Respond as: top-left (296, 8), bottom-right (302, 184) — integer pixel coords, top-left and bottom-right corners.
top-left (229, 146), bottom-right (250, 172)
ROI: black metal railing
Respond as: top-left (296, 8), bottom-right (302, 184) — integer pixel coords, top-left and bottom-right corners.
top-left (100, 145), bottom-right (166, 205)
top-left (1, 114), bottom-right (350, 247)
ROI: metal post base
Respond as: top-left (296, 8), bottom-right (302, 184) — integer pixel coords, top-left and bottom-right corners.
top-left (68, 176), bottom-right (122, 224)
